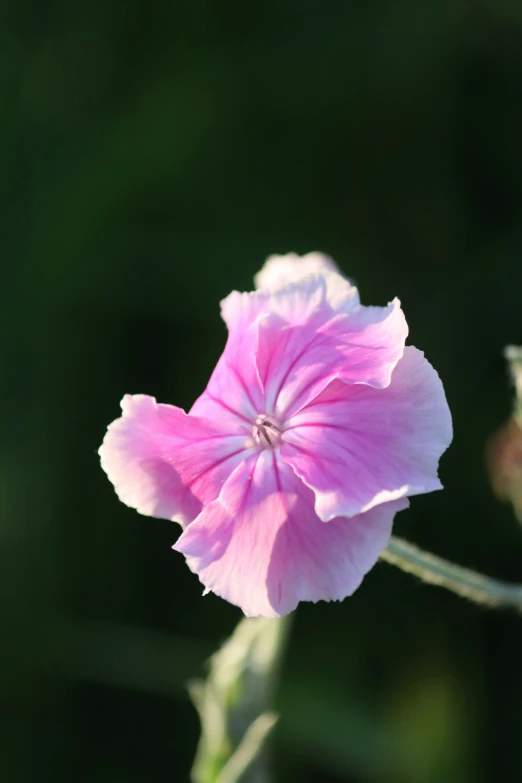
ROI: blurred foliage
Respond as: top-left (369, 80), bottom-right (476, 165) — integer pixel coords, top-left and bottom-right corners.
top-left (3, 1), bottom-right (522, 781)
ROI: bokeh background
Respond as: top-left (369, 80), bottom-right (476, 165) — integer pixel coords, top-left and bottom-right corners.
top-left (4, 1), bottom-right (522, 781)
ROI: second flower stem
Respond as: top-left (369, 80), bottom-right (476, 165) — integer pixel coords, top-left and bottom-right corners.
top-left (381, 535), bottom-right (522, 611)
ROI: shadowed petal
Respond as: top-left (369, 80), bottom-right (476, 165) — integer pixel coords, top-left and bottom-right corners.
top-left (282, 347), bottom-right (453, 521)
top-left (99, 395), bottom-right (253, 526)
top-left (174, 450), bottom-right (408, 617)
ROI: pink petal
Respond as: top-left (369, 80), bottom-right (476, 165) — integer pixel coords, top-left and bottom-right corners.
top-left (254, 251), bottom-right (340, 290)
top-left (220, 274), bottom-right (330, 329)
top-left (253, 251), bottom-right (360, 314)
top-left (191, 275), bottom-right (333, 424)
top-left (174, 450), bottom-right (408, 617)
top-left (192, 271), bottom-right (376, 429)
top-left (190, 310), bottom-right (264, 429)
top-left (281, 347), bottom-right (453, 521)
top-left (256, 298), bottom-right (408, 418)
top-left (99, 395), bottom-right (253, 526)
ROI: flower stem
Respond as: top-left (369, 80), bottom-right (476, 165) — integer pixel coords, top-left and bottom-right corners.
top-left (381, 535), bottom-right (522, 611)
top-left (190, 614), bottom-right (292, 783)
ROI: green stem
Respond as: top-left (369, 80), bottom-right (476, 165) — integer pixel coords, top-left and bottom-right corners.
top-left (190, 614), bottom-right (293, 783)
top-left (381, 535), bottom-right (522, 611)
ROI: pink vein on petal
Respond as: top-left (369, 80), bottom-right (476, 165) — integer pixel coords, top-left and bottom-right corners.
top-left (203, 391), bottom-right (252, 426)
top-left (270, 332), bottom-right (330, 413)
top-left (279, 370), bottom-right (331, 420)
top-left (186, 446), bottom-right (254, 492)
top-left (272, 454), bottom-right (319, 568)
top-left (228, 362), bottom-right (259, 414)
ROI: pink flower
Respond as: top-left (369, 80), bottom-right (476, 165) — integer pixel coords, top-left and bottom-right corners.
top-left (99, 253), bottom-right (452, 617)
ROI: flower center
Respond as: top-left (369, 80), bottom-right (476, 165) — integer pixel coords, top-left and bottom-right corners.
top-left (252, 414), bottom-right (283, 449)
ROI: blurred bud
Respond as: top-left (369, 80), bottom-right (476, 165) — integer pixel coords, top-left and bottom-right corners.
top-left (505, 345), bottom-right (522, 418)
top-left (487, 416), bottom-right (522, 522)
top-left (487, 346), bottom-right (522, 522)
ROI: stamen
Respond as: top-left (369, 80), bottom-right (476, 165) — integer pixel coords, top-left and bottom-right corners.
top-left (252, 415), bottom-right (283, 449)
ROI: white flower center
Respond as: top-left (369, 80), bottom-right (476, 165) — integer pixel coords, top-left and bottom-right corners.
top-left (252, 415), bottom-right (283, 449)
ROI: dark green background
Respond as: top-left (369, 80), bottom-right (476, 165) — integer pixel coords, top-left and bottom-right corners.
top-left (4, 2), bottom-right (522, 781)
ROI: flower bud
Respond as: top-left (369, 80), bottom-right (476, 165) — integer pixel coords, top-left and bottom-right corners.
top-left (487, 415), bottom-right (522, 523)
